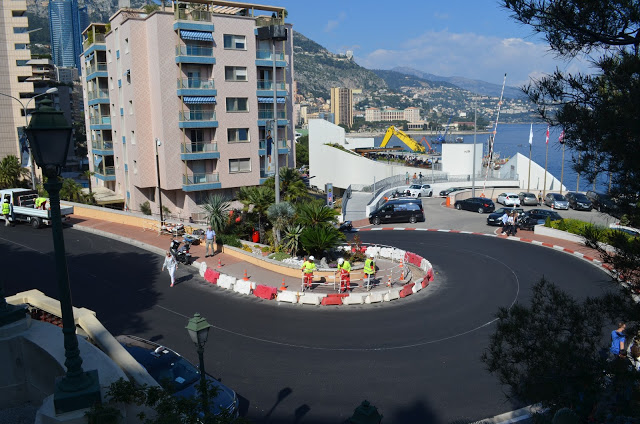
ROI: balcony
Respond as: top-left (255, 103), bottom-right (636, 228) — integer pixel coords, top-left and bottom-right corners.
top-left (94, 166), bottom-right (116, 181)
top-left (175, 45), bottom-right (215, 64)
top-left (86, 62), bottom-right (108, 80)
top-left (182, 172), bottom-right (221, 191)
top-left (180, 142), bottom-right (220, 160)
top-left (175, 9), bottom-right (212, 22)
top-left (88, 88), bottom-right (109, 105)
top-left (89, 115), bottom-right (112, 130)
top-left (255, 50), bottom-right (287, 67)
top-left (258, 139), bottom-right (288, 156)
top-left (256, 80), bottom-right (287, 97)
top-left (178, 111), bottom-right (218, 129)
top-left (176, 77), bottom-right (216, 96)
top-left (83, 33), bottom-right (106, 51)
top-left (91, 139), bottom-right (113, 155)
top-left (258, 110), bottom-right (286, 120)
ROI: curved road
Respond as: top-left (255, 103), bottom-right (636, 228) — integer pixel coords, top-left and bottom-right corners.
top-left (2, 225), bottom-right (613, 423)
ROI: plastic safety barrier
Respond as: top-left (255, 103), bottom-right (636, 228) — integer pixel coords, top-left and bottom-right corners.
top-left (204, 269), bottom-right (220, 284)
top-left (298, 293), bottom-right (326, 305)
top-left (199, 262), bottom-right (207, 277)
top-left (427, 268), bottom-right (434, 282)
top-left (253, 284), bottom-right (277, 300)
top-left (384, 288), bottom-right (401, 302)
top-left (413, 279), bottom-right (423, 293)
top-left (399, 283), bottom-right (415, 298)
top-left (366, 292), bottom-right (384, 304)
top-left (276, 291), bottom-right (299, 303)
top-left (234, 280), bottom-right (253, 295)
top-left (217, 275), bottom-right (235, 290)
top-left (321, 296), bottom-right (343, 306)
top-left (343, 293), bottom-right (368, 305)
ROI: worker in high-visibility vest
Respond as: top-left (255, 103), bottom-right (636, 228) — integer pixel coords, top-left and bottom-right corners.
top-left (35, 197), bottom-right (48, 210)
top-left (301, 256), bottom-right (316, 289)
top-left (364, 254), bottom-right (376, 288)
top-left (2, 198), bottom-right (11, 227)
top-left (337, 257), bottom-right (351, 292)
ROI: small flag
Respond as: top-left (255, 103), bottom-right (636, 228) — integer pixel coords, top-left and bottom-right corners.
top-left (558, 130), bottom-right (565, 144)
top-left (545, 125), bottom-right (549, 144)
top-left (528, 124), bottom-right (533, 145)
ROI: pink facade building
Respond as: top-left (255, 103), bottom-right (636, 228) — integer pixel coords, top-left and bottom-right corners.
top-left (81, 1), bottom-right (294, 219)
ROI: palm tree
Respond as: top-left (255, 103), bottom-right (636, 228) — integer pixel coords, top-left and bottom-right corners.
top-left (83, 170), bottom-right (95, 195)
top-left (264, 167), bottom-right (310, 203)
top-left (296, 200), bottom-right (339, 228)
top-left (300, 226), bottom-right (345, 257)
top-left (0, 155), bottom-right (29, 189)
top-left (238, 186), bottom-right (274, 236)
top-left (60, 178), bottom-right (84, 202)
top-left (282, 224), bottom-right (303, 255)
top-left (202, 194), bottom-right (231, 233)
top-left (267, 201), bottom-right (295, 244)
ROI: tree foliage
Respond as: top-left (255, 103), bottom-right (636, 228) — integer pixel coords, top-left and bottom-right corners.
top-left (263, 167), bottom-right (309, 203)
top-left (296, 135), bottom-right (309, 167)
top-left (300, 225), bottom-right (345, 257)
top-left (266, 201), bottom-right (295, 244)
top-left (202, 194), bottom-right (231, 234)
top-left (295, 200), bottom-right (338, 228)
top-left (0, 155), bottom-right (29, 189)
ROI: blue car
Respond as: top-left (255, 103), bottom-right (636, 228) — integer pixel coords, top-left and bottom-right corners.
top-left (116, 335), bottom-right (238, 417)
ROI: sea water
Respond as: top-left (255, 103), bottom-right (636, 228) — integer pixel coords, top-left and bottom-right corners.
top-left (373, 123), bottom-right (611, 193)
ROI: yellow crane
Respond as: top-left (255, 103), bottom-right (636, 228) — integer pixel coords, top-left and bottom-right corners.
top-left (379, 126), bottom-right (426, 153)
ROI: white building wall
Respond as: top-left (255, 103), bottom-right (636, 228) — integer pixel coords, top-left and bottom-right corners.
top-left (502, 152), bottom-right (565, 192)
top-left (441, 143), bottom-right (482, 176)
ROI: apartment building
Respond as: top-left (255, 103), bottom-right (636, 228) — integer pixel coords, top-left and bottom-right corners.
top-left (365, 106), bottom-right (422, 123)
top-left (330, 87), bottom-right (352, 128)
top-left (0, 0), bottom-right (34, 161)
top-left (81, 1), bottom-right (294, 219)
top-left (49, 0), bottom-right (89, 72)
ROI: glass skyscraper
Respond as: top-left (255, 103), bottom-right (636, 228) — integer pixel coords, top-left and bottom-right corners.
top-left (49, 0), bottom-right (88, 73)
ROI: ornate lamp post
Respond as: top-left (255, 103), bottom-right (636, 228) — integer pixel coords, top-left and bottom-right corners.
top-left (348, 400), bottom-right (383, 424)
top-left (186, 313), bottom-right (212, 418)
top-left (25, 99), bottom-right (101, 413)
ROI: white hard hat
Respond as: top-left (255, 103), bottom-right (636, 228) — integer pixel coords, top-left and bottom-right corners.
top-left (309, 256), bottom-right (315, 261)
top-left (338, 258), bottom-right (344, 264)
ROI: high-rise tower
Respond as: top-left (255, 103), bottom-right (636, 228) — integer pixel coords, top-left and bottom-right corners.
top-left (49, 0), bottom-right (88, 73)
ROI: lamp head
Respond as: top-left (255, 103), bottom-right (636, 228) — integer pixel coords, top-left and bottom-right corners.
top-left (186, 313), bottom-right (211, 347)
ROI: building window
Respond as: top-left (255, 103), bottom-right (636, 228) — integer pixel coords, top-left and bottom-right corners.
top-left (227, 128), bottom-right (249, 143)
top-left (13, 27), bottom-right (29, 34)
top-left (14, 44), bottom-right (28, 50)
top-left (225, 97), bottom-right (248, 112)
top-left (16, 60), bottom-right (28, 66)
top-left (124, 38), bottom-right (129, 53)
top-left (109, 77), bottom-right (113, 90)
top-left (229, 158), bottom-right (251, 173)
top-left (223, 34), bottom-right (246, 50)
top-left (131, 130), bottom-right (136, 145)
top-left (225, 66), bottom-right (247, 81)
top-left (194, 192), bottom-right (208, 205)
top-left (128, 100), bottom-right (133, 115)
top-left (133, 160), bottom-right (137, 174)
top-left (107, 49), bottom-right (112, 62)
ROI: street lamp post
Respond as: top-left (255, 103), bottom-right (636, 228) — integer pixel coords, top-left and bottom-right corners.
top-left (186, 313), bottom-right (212, 419)
top-left (25, 99), bottom-right (101, 413)
top-left (155, 138), bottom-right (164, 225)
top-left (0, 87), bottom-right (59, 190)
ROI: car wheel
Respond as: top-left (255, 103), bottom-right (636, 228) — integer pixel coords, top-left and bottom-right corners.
top-left (417, 193), bottom-right (421, 198)
top-left (478, 207), bottom-right (484, 214)
top-left (409, 215), bottom-right (417, 224)
top-left (372, 217), bottom-right (381, 225)
top-left (456, 204), bottom-right (462, 210)
top-left (31, 217), bottom-right (41, 229)
top-left (597, 205), bottom-right (601, 212)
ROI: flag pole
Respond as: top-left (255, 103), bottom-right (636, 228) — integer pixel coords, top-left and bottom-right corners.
top-left (527, 123), bottom-right (532, 193)
top-left (543, 125), bottom-right (549, 197)
top-left (560, 143), bottom-right (565, 195)
top-left (576, 152), bottom-right (580, 191)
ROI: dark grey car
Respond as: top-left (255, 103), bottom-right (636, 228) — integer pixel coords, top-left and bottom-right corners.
top-left (565, 192), bottom-right (592, 211)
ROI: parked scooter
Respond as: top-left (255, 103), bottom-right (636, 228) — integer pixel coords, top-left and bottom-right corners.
top-left (170, 238), bottom-right (192, 265)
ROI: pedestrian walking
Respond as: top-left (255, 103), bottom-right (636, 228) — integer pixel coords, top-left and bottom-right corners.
top-left (506, 212), bottom-right (515, 236)
top-left (412, 172), bottom-right (417, 182)
top-left (538, 191), bottom-right (543, 206)
top-left (512, 211), bottom-right (519, 235)
top-left (2, 195), bottom-right (12, 227)
top-left (500, 211), bottom-right (509, 234)
top-left (162, 251), bottom-right (178, 287)
top-left (405, 172), bottom-right (409, 185)
top-left (610, 321), bottom-right (626, 359)
top-left (419, 172), bottom-right (423, 183)
top-left (204, 225), bottom-right (216, 257)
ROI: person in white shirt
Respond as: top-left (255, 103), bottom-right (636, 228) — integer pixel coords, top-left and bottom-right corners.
top-left (500, 212), bottom-right (509, 234)
top-left (162, 251), bottom-right (178, 287)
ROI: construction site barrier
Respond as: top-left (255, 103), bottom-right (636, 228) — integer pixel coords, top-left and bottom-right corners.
top-left (217, 275), bottom-right (235, 290)
top-left (199, 262), bottom-right (207, 277)
top-left (253, 284), bottom-right (277, 300)
top-left (343, 293), bottom-right (367, 305)
top-left (299, 292), bottom-right (325, 305)
top-left (204, 269), bottom-right (220, 284)
top-left (399, 283), bottom-right (415, 298)
top-left (234, 280), bottom-right (254, 295)
top-left (321, 296), bottom-right (343, 306)
top-left (276, 291), bottom-right (299, 303)
top-left (384, 288), bottom-right (401, 302)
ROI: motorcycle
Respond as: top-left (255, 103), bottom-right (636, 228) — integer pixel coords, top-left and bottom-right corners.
top-left (170, 238), bottom-right (192, 265)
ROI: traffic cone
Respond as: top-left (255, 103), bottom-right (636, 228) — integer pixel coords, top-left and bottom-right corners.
top-left (217, 258), bottom-right (222, 269)
top-left (401, 268), bottom-right (405, 281)
top-left (387, 275), bottom-right (392, 287)
top-left (280, 278), bottom-right (286, 291)
top-left (243, 269), bottom-right (249, 281)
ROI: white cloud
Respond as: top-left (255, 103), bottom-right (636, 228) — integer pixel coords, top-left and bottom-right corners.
top-left (355, 29), bottom-right (589, 87)
top-left (324, 11), bottom-right (347, 33)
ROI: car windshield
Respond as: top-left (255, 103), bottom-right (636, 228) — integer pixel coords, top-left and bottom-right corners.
top-left (523, 193), bottom-right (535, 198)
top-left (146, 354), bottom-right (200, 393)
top-left (551, 194), bottom-right (566, 200)
top-left (508, 195), bottom-right (518, 199)
top-left (409, 185), bottom-right (421, 189)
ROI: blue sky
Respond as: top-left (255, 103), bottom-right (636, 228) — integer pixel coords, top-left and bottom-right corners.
top-left (269, 0), bottom-right (590, 87)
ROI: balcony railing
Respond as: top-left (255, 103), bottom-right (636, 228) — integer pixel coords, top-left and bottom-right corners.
top-left (176, 9), bottom-right (211, 22)
top-left (90, 115), bottom-right (112, 125)
top-left (257, 80), bottom-right (286, 90)
top-left (92, 139), bottom-right (113, 150)
top-left (179, 111), bottom-right (216, 122)
top-left (256, 50), bottom-right (285, 61)
top-left (175, 45), bottom-right (214, 57)
top-left (86, 62), bottom-right (108, 74)
top-left (259, 139), bottom-right (287, 149)
top-left (96, 166), bottom-right (115, 176)
top-left (88, 88), bottom-right (109, 100)
top-left (183, 172), bottom-right (219, 185)
top-left (258, 110), bottom-right (286, 120)
top-left (181, 142), bottom-right (218, 153)
top-left (177, 78), bottom-right (215, 90)
top-left (83, 33), bottom-right (106, 50)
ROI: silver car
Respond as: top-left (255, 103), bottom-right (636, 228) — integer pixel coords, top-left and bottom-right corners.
top-left (518, 192), bottom-right (538, 206)
top-left (544, 193), bottom-right (569, 210)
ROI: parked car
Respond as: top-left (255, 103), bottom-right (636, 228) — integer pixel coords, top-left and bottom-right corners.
top-left (564, 192), bottom-right (592, 211)
top-left (497, 192), bottom-right (521, 206)
top-left (369, 199), bottom-right (425, 225)
top-left (608, 223), bottom-right (640, 237)
top-left (544, 193), bottom-right (569, 210)
top-left (518, 192), bottom-right (538, 206)
top-left (518, 209), bottom-right (563, 230)
top-left (486, 207), bottom-right (525, 226)
top-left (454, 197), bottom-right (495, 213)
top-left (407, 184), bottom-right (433, 197)
top-left (116, 335), bottom-right (238, 417)
top-left (585, 190), bottom-right (619, 214)
top-left (439, 187), bottom-right (464, 197)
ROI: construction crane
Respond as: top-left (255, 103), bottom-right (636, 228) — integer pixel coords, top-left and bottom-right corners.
top-left (435, 115), bottom-right (453, 143)
top-left (379, 126), bottom-right (426, 153)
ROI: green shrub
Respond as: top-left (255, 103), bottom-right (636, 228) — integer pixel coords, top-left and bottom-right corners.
top-left (261, 246), bottom-right (271, 253)
top-left (241, 245), bottom-right (253, 253)
top-left (140, 201), bottom-right (152, 215)
top-left (269, 252), bottom-right (290, 261)
top-left (216, 233), bottom-right (241, 248)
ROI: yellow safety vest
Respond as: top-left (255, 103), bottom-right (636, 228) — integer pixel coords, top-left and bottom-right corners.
top-left (338, 260), bottom-right (351, 272)
top-left (364, 258), bottom-right (374, 274)
top-left (2, 202), bottom-right (9, 215)
top-left (35, 197), bottom-right (47, 208)
top-left (302, 261), bottom-right (316, 274)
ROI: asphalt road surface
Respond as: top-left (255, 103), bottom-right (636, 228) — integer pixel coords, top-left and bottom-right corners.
top-left (2, 224), bottom-right (614, 424)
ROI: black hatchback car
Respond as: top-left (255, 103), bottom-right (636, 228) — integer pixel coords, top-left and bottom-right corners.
top-left (116, 335), bottom-right (238, 417)
top-left (486, 207), bottom-right (525, 226)
top-left (453, 197), bottom-right (495, 213)
top-left (565, 192), bottom-right (592, 211)
top-left (585, 190), bottom-right (619, 214)
top-left (518, 209), bottom-right (563, 230)
top-left (369, 199), bottom-right (425, 225)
